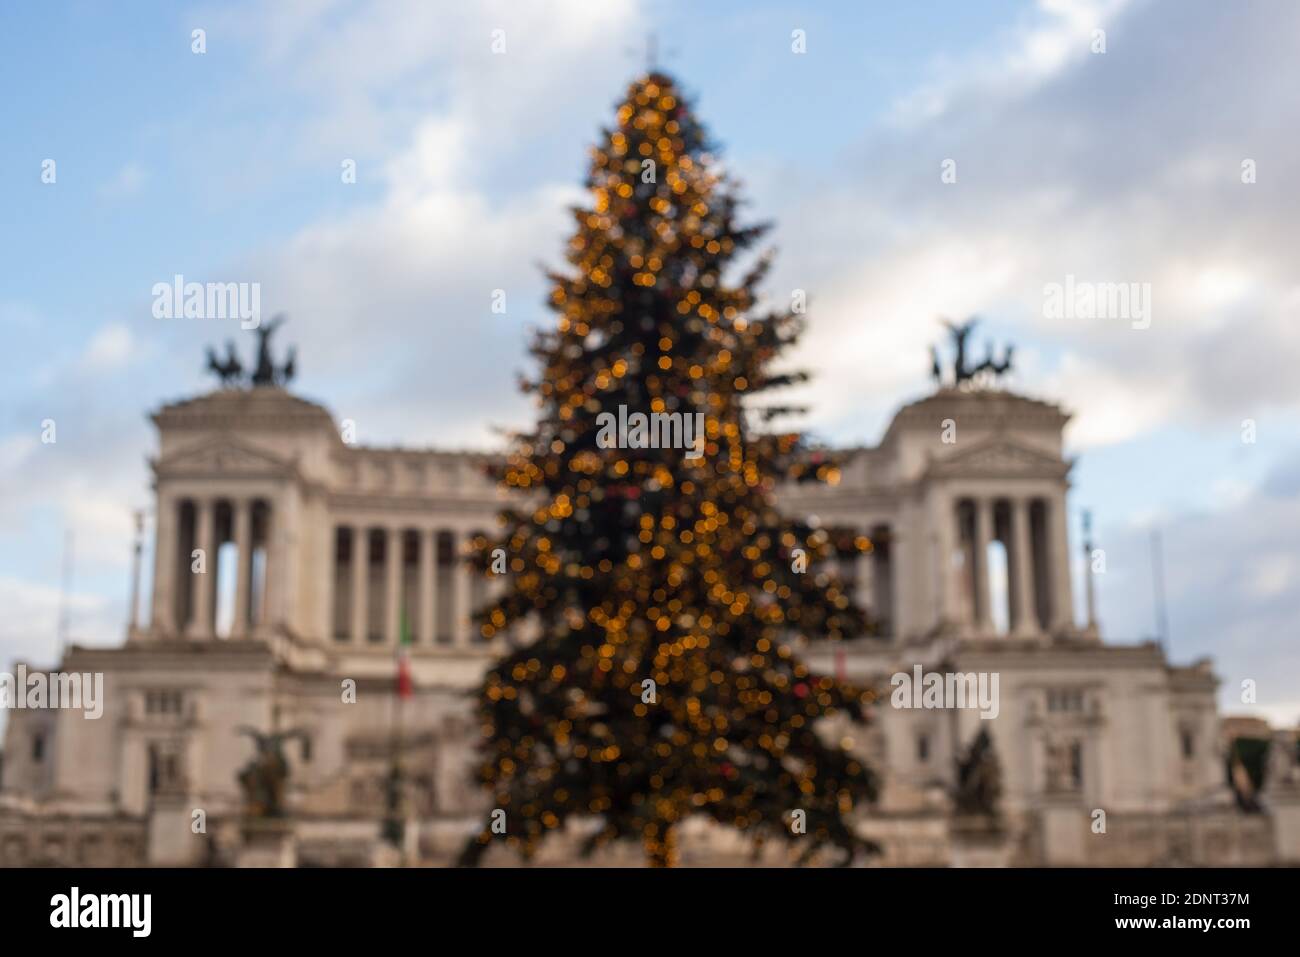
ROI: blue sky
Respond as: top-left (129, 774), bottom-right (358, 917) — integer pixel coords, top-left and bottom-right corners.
top-left (3, 0), bottom-right (1298, 726)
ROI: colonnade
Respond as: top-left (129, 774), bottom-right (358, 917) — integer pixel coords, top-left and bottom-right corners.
top-left (332, 525), bottom-right (496, 646)
top-left (938, 494), bottom-right (1072, 636)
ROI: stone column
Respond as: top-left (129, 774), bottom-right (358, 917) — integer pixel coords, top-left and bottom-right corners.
top-left (888, 523), bottom-right (905, 641)
top-left (232, 499), bottom-right (253, 638)
top-left (385, 527), bottom-right (403, 644)
top-left (419, 528), bottom-right (436, 645)
top-left (855, 527), bottom-right (875, 620)
top-left (974, 498), bottom-right (993, 634)
top-left (128, 510), bottom-right (144, 636)
top-left (1048, 494), bottom-right (1074, 633)
top-left (934, 492), bottom-right (960, 630)
top-left (188, 498), bottom-right (215, 639)
top-left (1011, 497), bottom-right (1037, 637)
top-left (455, 529), bottom-right (474, 645)
top-left (487, 536), bottom-right (511, 644)
top-left (260, 502), bottom-right (279, 629)
top-left (1081, 510), bottom-right (1099, 639)
top-left (150, 493), bottom-right (178, 635)
top-left (350, 526), bottom-right (368, 643)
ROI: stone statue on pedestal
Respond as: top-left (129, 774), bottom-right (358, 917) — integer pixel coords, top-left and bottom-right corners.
top-left (237, 722), bottom-right (307, 819)
top-left (1043, 733), bottom-right (1075, 794)
top-left (954, 728), bottom-right (1002, 818)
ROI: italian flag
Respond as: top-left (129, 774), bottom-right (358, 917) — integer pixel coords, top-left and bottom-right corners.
top-left (396, 606), bottom-right (413, 699)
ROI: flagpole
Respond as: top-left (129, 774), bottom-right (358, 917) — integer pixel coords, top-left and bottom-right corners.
top-left (386, 603), bottom-right (413, 863)
top-left (57, 529), bottom-right (74, 661)
top-left (396, 671), bottom-right (406, 865)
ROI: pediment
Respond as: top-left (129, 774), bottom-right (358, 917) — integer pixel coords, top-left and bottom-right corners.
top-left (156, 436), bottom-right (295, 478)
top-left (928, 438), bottom-right (1070, 480)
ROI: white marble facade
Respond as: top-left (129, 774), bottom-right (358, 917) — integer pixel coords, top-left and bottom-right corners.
top-left (2, 382), bottom-right (1297, 867)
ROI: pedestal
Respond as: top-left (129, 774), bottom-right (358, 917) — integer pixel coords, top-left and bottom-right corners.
top-left (235, 818), bottom-right (297, 868)
top-left (1267, 791), bottom-right (1300, 864)
top-left (368, 841), bottom-right (404, 868)
top-left (1038, 796), bottom-right (1088, 866)
top-left (949, 815), bottom-right (1011, 867)
top-left (147, 793), bottom-right (204, 866)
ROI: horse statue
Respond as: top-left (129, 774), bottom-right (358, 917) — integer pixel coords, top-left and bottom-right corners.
top-left (975, 340), bottom-right (1014, 377)
top-left (205, 340), bottom-right (244, 386)
top-left (280, 345), bottom-right (297, 386)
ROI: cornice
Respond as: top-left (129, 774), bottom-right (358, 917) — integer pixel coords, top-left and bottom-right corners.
top-left (882, 388), bottom-right (1071, 446)
top-left (923, 436), bottom-right (1073, 482)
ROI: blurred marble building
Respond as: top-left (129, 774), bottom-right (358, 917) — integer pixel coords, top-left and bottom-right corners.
top-left (2, 360), bottom-right (1297, 867)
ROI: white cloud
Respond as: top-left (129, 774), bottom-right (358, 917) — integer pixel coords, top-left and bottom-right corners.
top-left (0, 577), bottom-right (121, 737)
top-left (0, 576), bottom-right (120, 663)
top-left (79, 323), bottom-right (134, 371)
top-left (757, 0), bottom-right (1300, 453)
top-left (1246, 553), bottom-right (1295, 601)
top-left (1051, 353), bottom-right (1181, 448)
top-left (186, 0), bottom-right (649, 448)
top-left (0, 314), bottom-right (152, 575)
top-left (0, 433), bottom-right (38, 473)
top-left (889, 0), bottom-right (1135, 126)
top-left (196, 0), bottom-right (644, 176)
top-left (1094, 454), bottom-right (1300, 721)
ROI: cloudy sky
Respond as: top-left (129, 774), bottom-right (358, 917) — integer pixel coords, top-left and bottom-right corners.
top-left (2, 0), bottom-right (1297, 726)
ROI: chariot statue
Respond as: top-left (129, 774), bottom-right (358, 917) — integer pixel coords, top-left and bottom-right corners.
top-left (202, 314), bottom-right (296, 389)
top-left (930, 317), bottom-right (1014, 388)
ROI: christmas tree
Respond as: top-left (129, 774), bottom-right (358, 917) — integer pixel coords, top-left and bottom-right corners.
top-left (461, 71), bottom-right (879, 867)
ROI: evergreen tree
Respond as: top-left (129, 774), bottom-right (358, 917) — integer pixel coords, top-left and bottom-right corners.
top-left (461, 71), bottom-right (879, 867)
